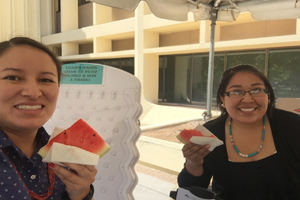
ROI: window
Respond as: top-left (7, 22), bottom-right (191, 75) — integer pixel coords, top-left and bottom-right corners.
top-left (227, 51), bottom-right (265, 73)
top-left (159, 48), bottom-right (300, 107)
top-left (159, 54), bottom-right (224, 106)
top-left (78, 0), bottom-right (89, 6)
top-left (191, 54), bottom-right (224, 105)
top-left (163, 55), bottom-right (191, 104)
top-left (120, 58), bottom-right (134, 74)
top-left (268, 49), bottom-right (300, 98)
top-left (159, 57), bottom-right (166, 101)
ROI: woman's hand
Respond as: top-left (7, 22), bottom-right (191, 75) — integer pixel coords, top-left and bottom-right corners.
top-left (50, 163), bottom-right (97, 200)
top-left (182, 143), bottom-right (210, 176)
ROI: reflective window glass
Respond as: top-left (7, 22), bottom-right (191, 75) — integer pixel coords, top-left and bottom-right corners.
top-left (268, 49), bottom-right (300, 98)
top-left (227, 51), bottom-right (265, 73)
top-left (163, 55), bottom-right (191, 104)
top-left (191, 54), bottom-right (224, 105)
top-left (159, 57), bottom-right (166, 101)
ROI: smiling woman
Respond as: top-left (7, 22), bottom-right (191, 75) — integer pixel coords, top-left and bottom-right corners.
top-left (178, 64), bottom-right (300, 200)
top-left (0, 37), bottom-right (96, 200)
top-left (0, 45), bottom-right (60, 137)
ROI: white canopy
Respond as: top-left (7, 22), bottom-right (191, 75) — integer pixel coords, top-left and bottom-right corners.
top-left (88, 0), bottom-right (300, 21)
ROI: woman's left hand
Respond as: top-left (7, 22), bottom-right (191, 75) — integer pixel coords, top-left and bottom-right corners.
top-left (50, 163), bottom-right (97, 200)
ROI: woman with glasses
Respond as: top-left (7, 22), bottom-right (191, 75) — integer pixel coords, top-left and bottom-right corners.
top-left (178, 64), bottom-right (300, 200)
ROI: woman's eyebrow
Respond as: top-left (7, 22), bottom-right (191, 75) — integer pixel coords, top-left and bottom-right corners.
top-left (0, 68), bottom-right (56, 77)
top-left (228, 82), bottom-right (264, 89)
top-left (41, 71), bottom-right (57, 77)
top-left (228, 84), bottom-right (242, 89)
top-left (251, 83), bottom-right (264, 87)
top-left (1, 68), bottom-right (22, 72)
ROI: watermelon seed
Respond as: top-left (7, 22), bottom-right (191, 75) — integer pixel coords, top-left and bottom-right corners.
top-left (93, 134), bottom-right (96, 137)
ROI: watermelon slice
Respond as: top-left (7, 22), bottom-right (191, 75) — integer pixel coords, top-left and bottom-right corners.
top-left (177, 129), bottom-right (215, 144)
top-left (39, 119), bottom-right (110, 159)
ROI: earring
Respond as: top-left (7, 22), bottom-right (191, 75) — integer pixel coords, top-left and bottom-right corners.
top-left (221, 103), bottom-right (225, 107)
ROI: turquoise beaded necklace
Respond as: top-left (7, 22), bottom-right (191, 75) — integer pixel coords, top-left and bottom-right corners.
top-left (229, 115), bottom-right (266, 158)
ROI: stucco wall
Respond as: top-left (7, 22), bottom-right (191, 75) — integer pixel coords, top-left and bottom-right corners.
top-left (160, 29), bottom-right (200, 47)
top-left (220, 19), bottom-right (296, 41)
top-left (112, 38), bottom-right (134, 51)
top-left (78, 3), bottom-right (93, 28)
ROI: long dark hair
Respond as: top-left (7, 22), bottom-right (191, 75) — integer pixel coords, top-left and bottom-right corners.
top-left (0, 37), bottom-right (62, 84)
top-left (216, 64), bottom-right (275, 119)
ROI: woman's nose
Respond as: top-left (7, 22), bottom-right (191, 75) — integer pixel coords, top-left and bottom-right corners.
top-left (242, 91), bottom-right (254, 102)
top-left (21, 80), bottom-right (42, 99)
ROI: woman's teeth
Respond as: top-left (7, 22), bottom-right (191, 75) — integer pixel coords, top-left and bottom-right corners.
top-left (240, 108), bottom-right (255, 112)
top-left (17, 105), bottom-right (42, 110)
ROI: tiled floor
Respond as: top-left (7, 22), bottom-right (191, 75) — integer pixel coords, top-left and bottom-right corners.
top-left (133, 163), bottom-right (179, 200)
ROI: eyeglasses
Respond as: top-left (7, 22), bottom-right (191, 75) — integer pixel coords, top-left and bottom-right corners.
top-left (224, 88), bottom-right (268, 98)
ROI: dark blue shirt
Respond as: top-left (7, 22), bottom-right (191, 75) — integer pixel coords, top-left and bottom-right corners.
top-left (0, 128), bottom-right (66, 199)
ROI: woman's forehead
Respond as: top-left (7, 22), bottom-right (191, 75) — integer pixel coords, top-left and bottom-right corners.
top-left (227, 72), bottom-right (264, 87)
top-left (0, 45), bottom-right (57, 73)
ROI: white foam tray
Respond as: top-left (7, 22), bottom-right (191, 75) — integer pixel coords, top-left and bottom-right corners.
top-left (44, 63), bottom-right (143, 200)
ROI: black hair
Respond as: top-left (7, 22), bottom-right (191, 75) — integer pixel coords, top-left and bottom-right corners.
top-left (216, 64), bottom-right (275, 119)
top-left (0, 37), bottom-right (62, 84)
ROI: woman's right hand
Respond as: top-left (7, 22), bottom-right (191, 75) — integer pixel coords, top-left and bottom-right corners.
top-left (182, 143), bottom-right (211, 176)
top-left (50, 163), bottom-right (97, 200)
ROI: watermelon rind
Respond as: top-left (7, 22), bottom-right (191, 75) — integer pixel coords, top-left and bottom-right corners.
top-left (176, 134), bottom-right (188, 144)
top-left (97, 143), bottom-right (111, 158)
top-left (38, 146), bottom-right (49, 159)
top-left (43, 142), bottom-right (100, 165)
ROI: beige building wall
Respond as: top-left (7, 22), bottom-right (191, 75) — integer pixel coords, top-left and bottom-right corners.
top-left (78, 3), bottom-right (93, 28)
top-left (160, 29), bottom-right (200, 47)
top-left (220, 19), bottom-right (296, 41)
top-left (1, 0), bottom-right (299, 126)
top-left (112, 38), bottom-right (134, 51)
top-left (0, 0), bottom-right (48, 41)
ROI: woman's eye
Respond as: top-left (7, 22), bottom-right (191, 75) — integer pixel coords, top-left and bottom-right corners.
top-left (232, 90), bottom-right (242, 95)
top-left (4, 76), bottom-right (19, 81)
top-left (251, 88), bottom-right (262, 93)
top-left (41, 79), bottom-right (54, 83)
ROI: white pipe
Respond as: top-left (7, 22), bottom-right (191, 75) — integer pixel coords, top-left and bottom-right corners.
top-left (214, 0), bottom-right (222, 8)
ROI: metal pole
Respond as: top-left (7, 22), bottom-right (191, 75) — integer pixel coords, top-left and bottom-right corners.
top-left (205, 8), bottom-right (218, 121)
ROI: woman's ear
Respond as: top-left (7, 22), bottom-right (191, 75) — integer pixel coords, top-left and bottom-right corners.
top-left (220, 96), bottom-right (225, 107)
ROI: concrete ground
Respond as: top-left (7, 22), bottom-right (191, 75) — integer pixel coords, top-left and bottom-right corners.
top-left (133, 163), bottom-right (179, 200)
top-left (132, 117), bottom-right (212, 200)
